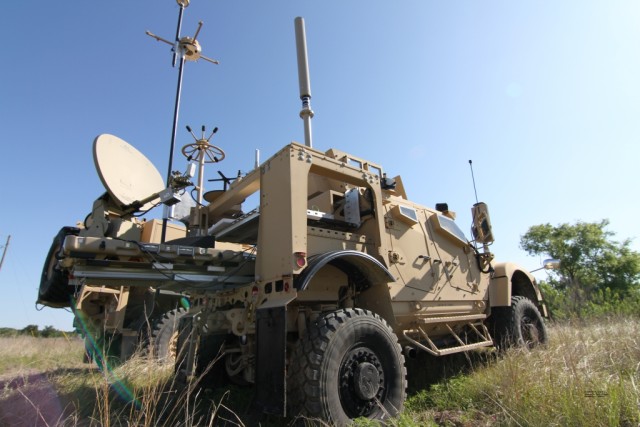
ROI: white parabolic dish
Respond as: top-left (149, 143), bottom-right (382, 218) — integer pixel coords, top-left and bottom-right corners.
top-left (93, 134), bottom-right (165, 211)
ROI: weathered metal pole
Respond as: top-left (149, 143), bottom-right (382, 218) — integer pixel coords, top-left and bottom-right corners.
top-left (0, 235), bottom-right (11, 272)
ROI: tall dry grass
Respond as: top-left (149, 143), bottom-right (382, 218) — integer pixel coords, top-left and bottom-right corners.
top-left (402, 316), bottom-right (640, 426)
top-left (1, 318), bottom-right (639, 426)
top-left (0, 335), bottom-right (84, 376)
top-left (0, 335), bottom-right (244, 426)
top-left (67, 350), bottom-right (243, 426)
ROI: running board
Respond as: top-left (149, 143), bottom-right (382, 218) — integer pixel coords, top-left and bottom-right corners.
top-left (402, 315), bottom-right (493, 356)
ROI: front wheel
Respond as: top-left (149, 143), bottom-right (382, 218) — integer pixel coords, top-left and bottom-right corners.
top-left (491, 295), bottom-right (548, 349)
top-left (288, 308), bottom-right (407, 425)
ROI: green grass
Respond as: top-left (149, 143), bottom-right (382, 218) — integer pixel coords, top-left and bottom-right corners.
top-left (1, 318), bottom-right (639, 426)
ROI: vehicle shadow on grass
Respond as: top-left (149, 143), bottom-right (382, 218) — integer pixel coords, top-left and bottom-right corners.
top-left (0, 366), bottom-right (100, 426)
top-left (405, 349), bottom-right (496, 394)
top-left (0, 366), bottom-right (256, 426)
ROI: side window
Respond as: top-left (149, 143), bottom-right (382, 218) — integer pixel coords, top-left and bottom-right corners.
top-left (390, 205), bottom-right (418, 225)
top-left (429, 214), bottom-right (469, 247)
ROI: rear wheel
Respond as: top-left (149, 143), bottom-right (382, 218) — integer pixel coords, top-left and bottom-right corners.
top-left (491, 295), bottom-right (548, 349)
top-left (150, 308), bottom-right (187, 364)
top-left (288, 308), bottom-right (406, 425)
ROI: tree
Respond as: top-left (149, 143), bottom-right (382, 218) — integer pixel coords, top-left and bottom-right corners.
top-left (21, 324), bottom-right (39, 336)
top-left (520, 219), bottom-right (640, 314)
top-left (40, 325), bottom-right (58, 338)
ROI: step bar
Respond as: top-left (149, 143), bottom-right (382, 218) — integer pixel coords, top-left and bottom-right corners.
top-left (402, 314), bottom-right (494, 356)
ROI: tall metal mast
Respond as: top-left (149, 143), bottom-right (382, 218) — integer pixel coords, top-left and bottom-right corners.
top-left (295, 17), bottom-right (314, 148)
top-left (146, 0), bottom-right (219, 242)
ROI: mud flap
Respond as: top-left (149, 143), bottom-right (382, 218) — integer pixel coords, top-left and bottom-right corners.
top-left (252, 305), bottom-right (287, 416)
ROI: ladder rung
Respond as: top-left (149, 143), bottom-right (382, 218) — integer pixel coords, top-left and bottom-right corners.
top-left (418, 313), bottom-right (486, 324)
top-left (402, 318), bottom-right (493, 357)
top-left (429, 340), bottom-right (493, 356)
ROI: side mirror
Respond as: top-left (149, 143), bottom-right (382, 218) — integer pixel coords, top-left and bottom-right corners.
top-left (471, 202), bottom-right (494, 245)
top-left (530, 259), bottom-right (561, 273)
top-left (543, 259), bottom-right (561, 270)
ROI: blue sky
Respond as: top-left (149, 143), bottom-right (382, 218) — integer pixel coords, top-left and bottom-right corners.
top-left (1, 1), bottom-right (639, 330)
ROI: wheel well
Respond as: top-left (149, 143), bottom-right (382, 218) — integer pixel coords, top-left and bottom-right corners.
top-left (122, 289), bottom-right (186, 329)
top-left (295, 250), bottom-right (394, 292)
top-left (294, 251), bottom-right (397, 328)
top-left (490, 262), bottom-right (544, 311)
top-left (511, 270), bottom-right (539, 303)
top-left (510, 270), bottom-right (546, 316)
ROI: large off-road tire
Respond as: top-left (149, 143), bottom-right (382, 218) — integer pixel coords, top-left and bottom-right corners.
top-left (150, 308), bottom-right (187, 364)
top-left (288, 308), bottom-right (407, 426)
top-left (490, 295), bottom-right (548, 349)
top-left (38, 227), bottom-right (80, 308)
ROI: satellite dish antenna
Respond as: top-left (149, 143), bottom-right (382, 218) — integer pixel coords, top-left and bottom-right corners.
top-left (93, 134), bottom-right (165, 211)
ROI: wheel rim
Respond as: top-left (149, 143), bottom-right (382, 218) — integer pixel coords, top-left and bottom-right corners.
top-left (338, 346), bottom-right (386, 418)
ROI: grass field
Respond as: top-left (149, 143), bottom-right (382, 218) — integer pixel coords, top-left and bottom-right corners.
top-left (1, 318), bottom-right (638, 426)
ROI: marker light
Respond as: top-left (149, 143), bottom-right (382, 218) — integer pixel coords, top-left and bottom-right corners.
top-left (294, 252), bottom-right (307, 268)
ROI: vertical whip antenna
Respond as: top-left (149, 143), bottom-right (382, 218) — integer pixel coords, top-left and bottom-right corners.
top-left (146, 0), bottom-right (219, 242)
top-left (468, 160), bottom-right (479, 204)
top-left (294, 17), bottom-right (314, 148)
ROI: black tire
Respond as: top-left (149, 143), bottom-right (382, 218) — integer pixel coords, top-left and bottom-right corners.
top-left (38, 227), bottom-right (79, 308)
top-left (288, 308), bottom-right (407, 425)
top-left (490, 295), bottom-right (548, 349)
top-left (150, 308), bottom-right (187, 363)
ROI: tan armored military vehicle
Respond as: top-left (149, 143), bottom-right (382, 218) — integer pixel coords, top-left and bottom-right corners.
top-left (37, 14), bottom-right (548, 426)
top-left (39, 135), bottom-right (548, 423)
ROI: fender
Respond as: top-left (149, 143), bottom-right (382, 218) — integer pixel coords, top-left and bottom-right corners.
top-left (253, 251), bottom-right (393, 417)
top-left (294, 250), bottom-right (395, 291)
top-left (490, 262), bottom-right (544, 308)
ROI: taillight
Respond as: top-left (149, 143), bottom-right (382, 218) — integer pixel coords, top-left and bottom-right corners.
top-left (294, 251), bottom-right (307, 268)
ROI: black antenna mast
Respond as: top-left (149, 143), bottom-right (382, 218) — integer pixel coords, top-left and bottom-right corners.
top-left (468, 160), bottom-right (479, 204)
top-left (146, 0), bottom-right (219, 242)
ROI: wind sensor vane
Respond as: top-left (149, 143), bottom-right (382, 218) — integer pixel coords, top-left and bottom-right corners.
top-left (146, 0), bottom-right (219, 242)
